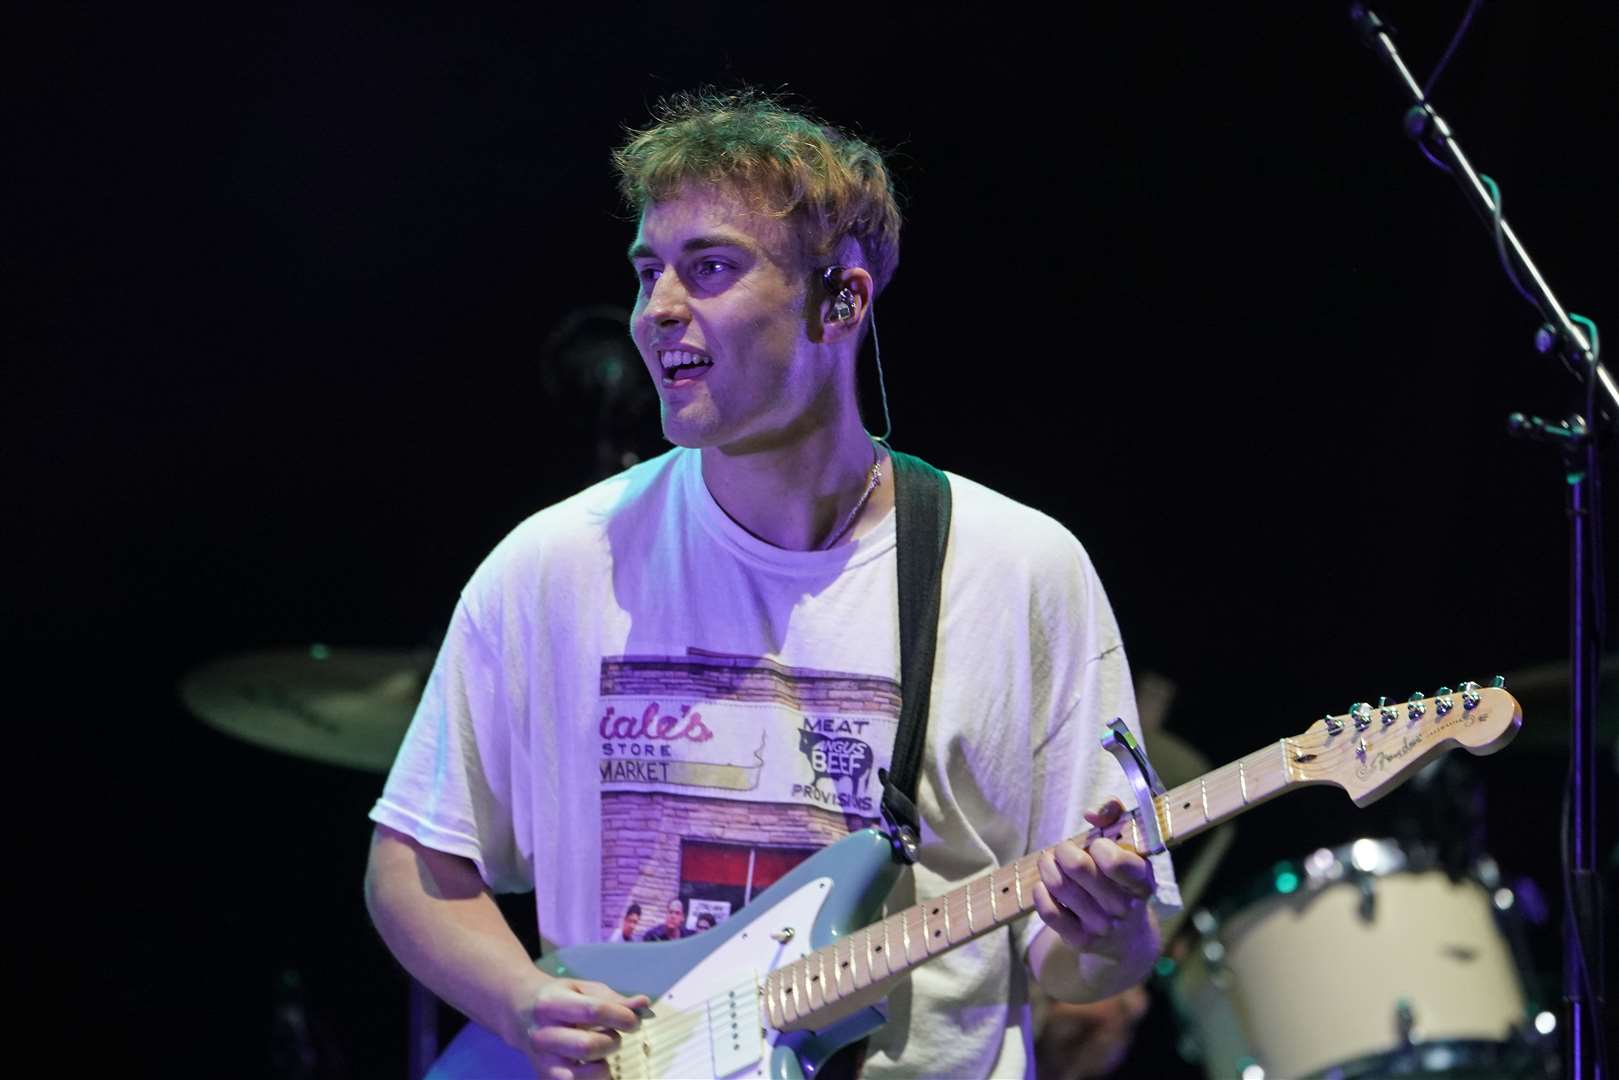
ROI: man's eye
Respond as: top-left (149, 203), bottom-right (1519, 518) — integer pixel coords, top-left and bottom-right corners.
top-left (636, 266), bottom-right (662, 286)
top-left (695, 259), bottom-right (730, 278)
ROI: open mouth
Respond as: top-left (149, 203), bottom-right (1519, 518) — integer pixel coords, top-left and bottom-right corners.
top-left (659, 349), bottom-right (714, 385)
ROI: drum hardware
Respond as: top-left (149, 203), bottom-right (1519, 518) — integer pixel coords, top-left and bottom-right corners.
top-left (1355, 874), bottom-right (1375, 921)
top-left (1395, 997), bottom-right (1417, 1047)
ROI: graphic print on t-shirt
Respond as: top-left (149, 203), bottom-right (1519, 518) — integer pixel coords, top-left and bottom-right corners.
top-left (597, 647), bottom-right (898, 943)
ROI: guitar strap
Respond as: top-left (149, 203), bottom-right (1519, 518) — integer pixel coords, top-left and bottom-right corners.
top-left (878, 450), bottom-right (952, 864)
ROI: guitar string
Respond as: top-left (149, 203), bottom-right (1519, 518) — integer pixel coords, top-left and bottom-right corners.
top-left (608, 885), bottom-right (1018, 1069)
top-left (607, 986), bottom-right (757, 1075)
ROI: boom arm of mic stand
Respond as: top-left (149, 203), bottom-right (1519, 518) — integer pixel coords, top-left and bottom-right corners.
top-left (1349, 4), bottom-right (1617, 426)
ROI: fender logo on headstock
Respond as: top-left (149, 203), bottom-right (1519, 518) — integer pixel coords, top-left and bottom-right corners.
top-left (1354, 703), bottom-right (1487, 780)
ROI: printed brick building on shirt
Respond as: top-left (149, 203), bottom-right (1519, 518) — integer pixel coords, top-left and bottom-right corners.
top-left (597, 648), bottom-right (901, 941)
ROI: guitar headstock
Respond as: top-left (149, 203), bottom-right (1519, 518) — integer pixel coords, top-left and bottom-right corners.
top-left (1291, 681), bottom-right (1523, 806)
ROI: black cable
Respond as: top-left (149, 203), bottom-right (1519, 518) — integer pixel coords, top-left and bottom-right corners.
top-left (1422, 0), bottom-right (1487, 102)
top-left (1561, 756), bottom-right (1610, 1075)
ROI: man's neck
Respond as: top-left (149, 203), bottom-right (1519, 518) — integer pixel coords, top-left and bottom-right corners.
top-left (700, 422), bottom-right (894, 551)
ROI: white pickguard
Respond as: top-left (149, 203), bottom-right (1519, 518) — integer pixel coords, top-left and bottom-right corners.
top-left (613, 876), bottom-right (834, 1080)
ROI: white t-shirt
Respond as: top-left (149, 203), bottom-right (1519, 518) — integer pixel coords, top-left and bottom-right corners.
top-left (372, 447), bottom-right (1175, 1078)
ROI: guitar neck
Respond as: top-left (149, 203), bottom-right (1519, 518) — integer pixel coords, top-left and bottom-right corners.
top-left (762, 741), bottom-right (1292, 1031)
top-left (766, 685), bottom-right (1523, 1033)
top-left (767, 726), bottom-right (1376, 1035)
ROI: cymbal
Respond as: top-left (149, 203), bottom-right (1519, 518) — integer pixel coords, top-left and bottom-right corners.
top-left (180, 645), bottom-right (434, 772)
top-left (1143, 728), bottom-right (1211, 790)
top-left (1497, 656), bottom-right (1618, 748)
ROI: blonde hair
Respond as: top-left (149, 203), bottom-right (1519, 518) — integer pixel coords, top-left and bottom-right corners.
top-left (613, 88), bottom-right (901, 294)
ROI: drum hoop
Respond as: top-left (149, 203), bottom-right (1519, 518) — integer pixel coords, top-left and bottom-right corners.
top-left (1296, 1035), bottom-right (1546, 1079)
top-left (1199, 837), bottom-right (1496, 929)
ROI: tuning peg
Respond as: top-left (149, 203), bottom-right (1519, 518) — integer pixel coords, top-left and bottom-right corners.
top-left (1460, 681), bottom-right (1482, 710)
top-left (1491, 674), bottom-right (1506, 688)
top-left (1435, 686), bottom-right (1455, 715)
top-left (1407, 692), bottom-right (1426, 720)
top-left (1324, 713), bottom-right (1345, 736)
top-left (1351, 703), bottom-right (1373, 731)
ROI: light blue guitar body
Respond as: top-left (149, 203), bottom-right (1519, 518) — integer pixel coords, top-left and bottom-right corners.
top-left (426, 827), bottom-right (903, 1079)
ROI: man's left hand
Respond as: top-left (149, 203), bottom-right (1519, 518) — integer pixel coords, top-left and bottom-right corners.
top-left (1032, 799), bottom-right (1155, 953)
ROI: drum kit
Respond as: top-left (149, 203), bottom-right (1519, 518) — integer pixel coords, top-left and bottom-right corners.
top-left (180, 651), bottom-right (1612, 1080)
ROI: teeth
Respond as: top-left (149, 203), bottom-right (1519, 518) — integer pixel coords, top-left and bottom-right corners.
top-left (660, 349), bottom-right (712, 371)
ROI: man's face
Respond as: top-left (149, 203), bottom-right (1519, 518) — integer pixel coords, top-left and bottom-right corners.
top-left (665, 901), bottom-right (683, 930)
top-left (628, 185), bottom-right (833, 452)
top-left (621, 911), bottom-right (638, 936)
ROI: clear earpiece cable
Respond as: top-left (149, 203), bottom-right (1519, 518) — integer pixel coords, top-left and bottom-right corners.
top-left (870, 305), bottom-right (892, 445)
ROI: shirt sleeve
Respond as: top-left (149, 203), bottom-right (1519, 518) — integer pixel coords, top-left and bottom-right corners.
top-left (369, 597), bottom-right (534, 893)
top-left (1015, 563), bottom-right (1181, 963)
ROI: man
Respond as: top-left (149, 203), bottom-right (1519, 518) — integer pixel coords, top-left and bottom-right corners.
top-left (365, 88), bottom-right (1173, 1078)
top-left (605, 903), bottom-right (639, 943)
top-left (637, 899), bottom-right (685, 943)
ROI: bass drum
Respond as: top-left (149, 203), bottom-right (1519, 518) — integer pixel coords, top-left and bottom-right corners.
top-left (1165, 839), bottom-right (1548, 1079)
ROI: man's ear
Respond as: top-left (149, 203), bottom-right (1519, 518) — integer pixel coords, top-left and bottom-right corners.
top-left (820, 265), bottom-right (875, 342)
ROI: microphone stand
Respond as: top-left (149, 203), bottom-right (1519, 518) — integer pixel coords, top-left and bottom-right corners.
top-left (1349, 8), bottom-right (1610, 1077)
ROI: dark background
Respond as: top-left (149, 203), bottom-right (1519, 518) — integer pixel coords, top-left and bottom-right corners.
top-left (11, 3), bottom-right (1616, 1077)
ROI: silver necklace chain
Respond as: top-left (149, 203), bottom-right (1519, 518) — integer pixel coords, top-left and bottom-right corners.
top-left (820, 442), bottom-right (884, 550)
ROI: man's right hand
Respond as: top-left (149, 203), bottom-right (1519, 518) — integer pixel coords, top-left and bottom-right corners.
top-left (366, 828), bottom-right (652, 1079)
top-left (507, 974), bottom-right (651, 1080)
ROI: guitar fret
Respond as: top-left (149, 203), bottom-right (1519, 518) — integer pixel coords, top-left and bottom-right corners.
top-left (779, 963), bottom-right (797, 1026)
top-left (805, 950), bottom-right (820, 1010)
top-left (947, 888), bottom-right (970, 945)
top-left (792, 958), bottom-right (810, 1023)
top-left (762, 969), bottom-right (781, 1029)
top-left (834, 936), bottom-right (854, 997)
top-left (853, 928), bottom-right (873, 991)
top-left (876, 915), bottom-right (897, 977)
top-left (1238, 759), bottom-right (1249, 804)
top-left (994, 866), bottom-right (1015, 919)
top-left (1201, 776), bottom-right (1210, 823)
top-left (924, 898), bottom-right (947, 955)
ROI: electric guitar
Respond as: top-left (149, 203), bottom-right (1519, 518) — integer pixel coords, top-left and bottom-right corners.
top-left (427, 683), bottom-right (1522, 1079)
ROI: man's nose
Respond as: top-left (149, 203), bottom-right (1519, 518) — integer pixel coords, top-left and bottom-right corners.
top-left (644, 272), bottom-right (690, 326)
